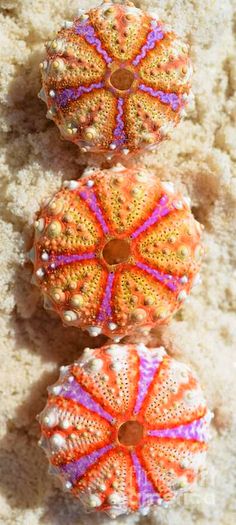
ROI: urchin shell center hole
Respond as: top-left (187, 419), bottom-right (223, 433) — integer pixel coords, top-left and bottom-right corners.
top-left (103, 238), bottom-right (131, 265)
top-left (118, 420), bottom-right (144, 447)
top-left (110, 68), bottom-right (135, 91)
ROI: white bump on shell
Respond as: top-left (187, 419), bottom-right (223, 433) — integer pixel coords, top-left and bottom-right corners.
top-left (87, 326), bottom-right (102, 337)
top-left (97, 483), bottom-right (106, 492)
top-left (161, 181), bottom-right (175, 193)
top-left (108, 322), bottom-right (118, 331)
top-left (65, 480), bottom-right (72, 490)
top-left (50, 433), bottom-right (66, 449)
top-left (113, 336), bottom-right (121, 343)
top-left (82, 167), bottom-right (96, 177)
top-left (106, 345), bottom-right (127, 358)
top-left (59, 419), bottom-right (70, 430)
top-left (36, 268), bottom-right (45, 278)
top-left (35, 218), bottom-right (45, 232)
top-left (60, 365), bottom-right (69, 375)
top-left (88, 358), bottom-right (104, 372)
top-left (64, 310), bottom-right (78, 322)
top-left (88, 494), bottom-right (102, 508)
top-left (173, 200), bottom-right (183, 210)
top-left (110, 362), bottom-right (123, 373)
top-left (178, 290), bottom-right (188, 301)
top-left (43, 409), bottom-right (58, 428)
top-left (68, 180), bottom-right (79, 190)
top-left (51, 385), bottom-right (62, 395)
top-left (107, 492), bottom-right (122, 505)
top-left (41, 251), bottom-right (49, 261)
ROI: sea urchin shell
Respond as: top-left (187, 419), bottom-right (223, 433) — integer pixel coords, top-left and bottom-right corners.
top-left (39, 1), bottom-right (192, 156)
top-left (31, 165), bottom-right (204, 339)
top-left (39, 343), bottom-right (211, 517)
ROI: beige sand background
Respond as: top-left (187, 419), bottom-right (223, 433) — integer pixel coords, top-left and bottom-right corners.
top-left (0, 0), bottom-right (236, 524)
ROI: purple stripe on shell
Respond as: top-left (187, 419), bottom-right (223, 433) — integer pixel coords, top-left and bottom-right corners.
top-left (113, 98), bottom-right (126, 147)
top-left (131, 194), bottom-right (170, 239)
top-left (133, 20), bottom-right (164, 66)
top-left (61, 443), bottom-right (113, 483)
top-left (134, 352), bottom-right (161, 414)
top-left (135, 261), bottom-right (180, 292)
top-left (56, 83), bottom-right (104, 108)
top-left (75, 21), bottom-right (112, 64)
top-left (50, 253), bottom-right (95, 269)
top-left (131, 451), bottom-right (162, 507)
top-left (60, 379), bottom-right (114, 423)
top-left (139, 84), bottom-right (182, 112)
top-left (148, 413), bottom-right (210, 442)
top-left (79, 189), bottom-right (110, 234)
top-left (97, 272), bottom-right (115, 322)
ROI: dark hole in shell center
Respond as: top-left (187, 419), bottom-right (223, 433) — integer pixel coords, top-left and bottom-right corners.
top-left (110, 68), bottom-right (135, 91)
top-left (102, 238), bottom-right (131, 265)
top-left (118, 420), bottom-right (144, 446)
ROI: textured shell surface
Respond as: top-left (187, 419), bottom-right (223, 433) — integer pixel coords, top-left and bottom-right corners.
top-left (39, 0), bottom-right (192, 156)
top-left (39, 343), bottom-right (211, 517)
top-left (31, 166), bottom-right (204, 339)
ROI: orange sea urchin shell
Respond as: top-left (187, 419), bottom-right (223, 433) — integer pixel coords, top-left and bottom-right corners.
top-left (39, 343), bottom-right (211, 517)
top-left (31, 166), bottom-right (204, 339)
top-left (39, 1), bottom-right (192, 156)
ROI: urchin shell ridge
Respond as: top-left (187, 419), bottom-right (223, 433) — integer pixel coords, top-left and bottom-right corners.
top-left (31, 166), bottom-right (204, 339)
top-left (39, 343), bottom-right (212, 517)
top-left (39, 1), bottom-right (193, 156)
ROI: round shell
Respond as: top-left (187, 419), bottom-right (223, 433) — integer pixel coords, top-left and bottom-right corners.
top-left (39, 343), bottom-right (211, 517)
top-left (31, 166), bottom-right (204, 339)
top-left (39, 1), bottom-right (192, 156)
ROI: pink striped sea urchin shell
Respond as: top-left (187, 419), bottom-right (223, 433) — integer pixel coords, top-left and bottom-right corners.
top-left (31, 166), bottom-right (204, 339)
top-left (39, 0), bottom-right (192, 156)
top-left (39, 343), bottom-right (211, 517)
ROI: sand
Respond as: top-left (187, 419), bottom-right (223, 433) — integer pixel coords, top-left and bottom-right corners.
top-left (0, 0), bottom-right (236, 524)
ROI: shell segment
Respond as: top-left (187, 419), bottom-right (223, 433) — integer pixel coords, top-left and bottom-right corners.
top-left (39, 344), bottom-right (211, 517)
top-left (31, 166), bottom-right (204, 339)
top-left (40, 1), bottom-right (192, 155)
